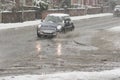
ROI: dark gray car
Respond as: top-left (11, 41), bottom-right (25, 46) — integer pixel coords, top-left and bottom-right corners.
top-left (37, 13), bottom-right (75, 38)
top-left (113, 5), bottom-right (120, 17)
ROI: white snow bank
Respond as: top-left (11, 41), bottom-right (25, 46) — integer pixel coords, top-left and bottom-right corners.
top-left (0, 13), bottom-right (112, 30)
top-left (0, 20), bottom-right (41, 30)
top-left (1, 68), bottom-right (120, 80)
top-left (108, 26), bottom-right (120, 32)
top-left (71, 13), bottom-right (112, 20)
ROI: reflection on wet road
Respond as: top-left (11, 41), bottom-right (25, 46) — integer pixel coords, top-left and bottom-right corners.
top-left (36, 41), bottom-right (42, 59)
top-left (35, 40), bottom-right (62, 58)
top-left (56, 43), bottom-right (62, 57)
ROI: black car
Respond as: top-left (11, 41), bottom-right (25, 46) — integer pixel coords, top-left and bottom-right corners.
top-left (37, 13), bottom-right (75, 37)
top-left (113, 5), bottom-right (120, 17)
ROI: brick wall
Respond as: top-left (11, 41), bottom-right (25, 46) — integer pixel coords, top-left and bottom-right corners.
top-left (15, 0), bottom-right (20, 8)
top-left (69, 8), bottom-right (85, 16)
top-left (87, 7), bottom-right (101, 14)
top-left (2, 12), bottom-right (22, 23)
top-left (23, 11), bottom-right (36, 21)
top-left (103, 6), bottom-right (110, 13)
top-left (41, 7), bottom-right (109, 19)
top-left (25, 0), bottom-right (33, 6)
top-left (1, 11), bottom-right (36, 23)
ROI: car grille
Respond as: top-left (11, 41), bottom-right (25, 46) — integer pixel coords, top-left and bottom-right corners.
top-left (41, 26), bottom-right (56, 30)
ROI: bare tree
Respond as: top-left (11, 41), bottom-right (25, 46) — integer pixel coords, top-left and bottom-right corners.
top-left (33, 0), bottom-right (48, 11)
top-left (0, 0), bottom-right (15, 11)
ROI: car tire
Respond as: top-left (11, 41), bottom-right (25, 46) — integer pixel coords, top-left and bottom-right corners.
top-left (72, 24), bottom-right (75, 31)
top-left (37, 32), bottom-right (41, 38)
top-left (70, 27), bottom-right (73, 31)
top-left (63, 28), bottom-right (66, 33)
top-left (113, 11), bottom-right (120, 17)
top-left (62, 28), bottom-right (66, 33)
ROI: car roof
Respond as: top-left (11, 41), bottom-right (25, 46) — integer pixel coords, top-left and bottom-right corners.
top-left (115, 5), bottom-right (120, 7)
top-left (47, 13), bottom-right (70, 17)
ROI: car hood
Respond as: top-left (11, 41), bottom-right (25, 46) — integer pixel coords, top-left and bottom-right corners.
top-left (39, 22), bottom-right (61, 33)
top-left (41, 21), bottom-right (62, 27)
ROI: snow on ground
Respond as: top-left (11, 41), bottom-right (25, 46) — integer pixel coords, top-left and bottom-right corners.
top-left (0, 20), bottom-right (41, 30)
top-left (108, 26), bottom-right (120, 32)
top-left (0, 13), bottom-right (117, 79)
top-left (0, 13), bottom-right (112, 30)
top-left (71, 13), bottom-right (112, 20)
top-left (1, 68), bottom-right (120, 80)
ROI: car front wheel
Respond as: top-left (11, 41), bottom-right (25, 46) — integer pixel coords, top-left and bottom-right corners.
top-left (72, 24), bottom-right (75, 31)
top-left (37, 32), bottom-right (41, 37)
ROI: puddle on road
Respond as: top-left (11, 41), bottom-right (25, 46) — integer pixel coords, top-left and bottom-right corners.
top-left (34, 29), bottom-right (99, 60)
top-left (92, 30), bottom-right (120, 50)
top-left (58, 31), bottom-right (80, 39)
top-left (36, 42), bottom-right (41, 53)
top-left (36, 41), bottom-right (43, 59)
top-left (35, 40), bottom-right (63, 59)
top-left (56, 43), bottom-right (62, 57)
top-left (35, 39), bottom-right (98, 60)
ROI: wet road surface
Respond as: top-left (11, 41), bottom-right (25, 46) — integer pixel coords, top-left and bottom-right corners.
top-left (0, 15), bottom-right (120, 76)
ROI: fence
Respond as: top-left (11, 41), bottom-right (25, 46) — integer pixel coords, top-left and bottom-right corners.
top-left (0, 10), bottom-right (36, 23)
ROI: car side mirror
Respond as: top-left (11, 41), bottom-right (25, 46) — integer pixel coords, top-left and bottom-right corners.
top-left (64, 19), bottom-right (70, 23)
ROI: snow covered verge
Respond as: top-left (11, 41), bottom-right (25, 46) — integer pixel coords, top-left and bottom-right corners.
top-left (0, 13), bottom-right (112, 30)
top-left (71, 13), bottom-right (112, 21)
top-left (108, 26), bottom-right (120, 32)
top-left (1, 68), bottom-right (120, 80)
top-left (0, 20), bottom-right (41, 30)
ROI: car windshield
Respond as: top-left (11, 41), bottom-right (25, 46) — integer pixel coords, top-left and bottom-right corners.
top-left (44, 16), bottom-right (63, 23)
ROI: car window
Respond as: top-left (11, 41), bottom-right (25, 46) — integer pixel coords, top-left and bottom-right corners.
top-left (62, 16), bottom-right (71, 21)
top-left (44, 16), bottom-right (63, 23)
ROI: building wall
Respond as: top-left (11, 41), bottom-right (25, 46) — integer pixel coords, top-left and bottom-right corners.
top-left (71, 0), bottom-right (81, 5)
top-left (23, 11), bottom-right (36, 21)
top-left (2, 12), bottom-right (22, 23)
top-left (1, 11), bottom-right (36, 23)
top-left (71, 0), bottom-right (99, 7)
top-left (14, 0), bottom-right (33, 8)
top-left (15, 0), bottom-right (20, 7)
top-left (25, 0), bottom-right (33, 6)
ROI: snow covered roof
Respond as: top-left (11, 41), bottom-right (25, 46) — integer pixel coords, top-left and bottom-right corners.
top-left (47, 13), bottom-right (70, 17)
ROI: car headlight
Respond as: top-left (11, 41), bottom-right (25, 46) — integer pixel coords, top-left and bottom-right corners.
top-left (38, 24), bottom-right (41, 28)
top-left (57, 25), bottom-right (62, 30)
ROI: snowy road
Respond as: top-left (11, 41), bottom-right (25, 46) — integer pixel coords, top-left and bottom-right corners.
top-left (1, 13), bottom-right (120, 80)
